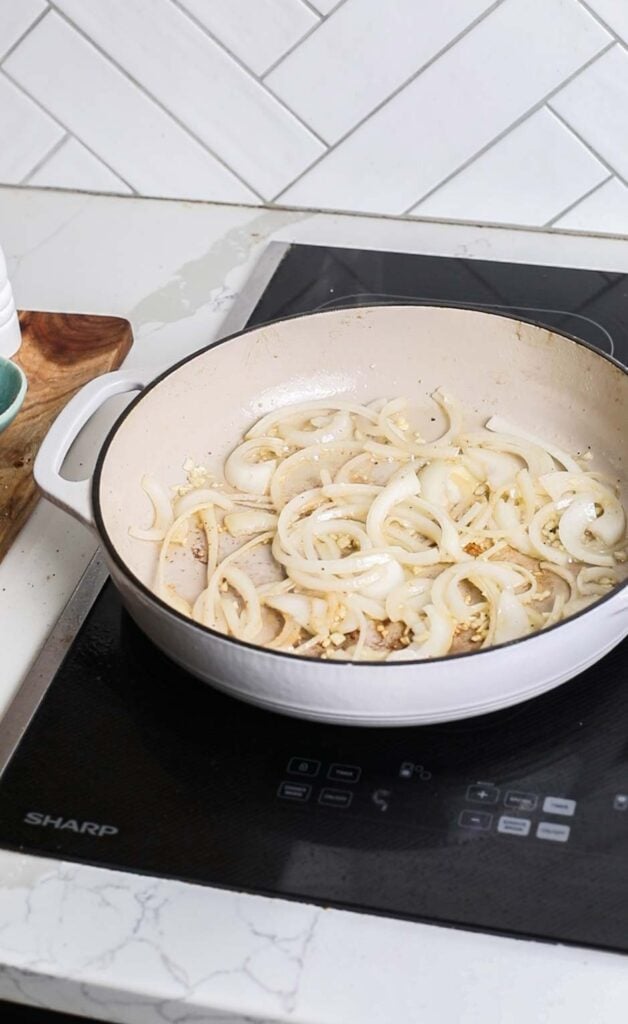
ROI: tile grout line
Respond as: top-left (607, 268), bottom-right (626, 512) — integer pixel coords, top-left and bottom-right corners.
top-left (261, 0), bottom-right (352, 78)
top-left (400, 40), bottom-right (617, 216)
top-left (166, 0), bottom-right (329, 149)
top-left (544, 173), bottom-right (614, 228)
top-left (20, 132), bottom-right (70, 185)
top-left (294, 0), bottom-right (325, 22)
top-left (576, 0), bottom-right (624, 46)
top-left (259, 20), bottom-right (323, 79)
top-left (547, 101), bottom-right (628, 187)
top-left (270, 0), bottom-right (508, 199)
top-left (45, 3), bottom-right (266, 202)
top-left (0, 66), bottom-right (138, 195)
top-left (0, 3), bottom-right (50, 64)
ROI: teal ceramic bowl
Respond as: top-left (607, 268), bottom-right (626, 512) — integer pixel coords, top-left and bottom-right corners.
top-left (0, 356), bottom-right (27, 432)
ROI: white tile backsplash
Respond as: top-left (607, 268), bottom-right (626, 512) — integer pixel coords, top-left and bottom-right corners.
top-left (1, 0), bottom-right (627, 234)
top-left (555, 176), bottom-right (628, 233)
top-left (0, 0), bottom-right (46, 60)
top-left (5, 13), bottom-right (257, 202)
top-left (51, 0), bottom-right (324, 198)
top-left (582, 0), bottom-right (628, 42)
top-left (411, 108), bottom-right (608, 226)
top-left (550, 44), bottom-right (628, 180)
top-left (27, 138), bottom-right (133, 195)
top-left (266, 0), bottom-right (496, 144)
top-left (177, 0), bottom-right (319, 75)
top-left (0, 71), bottom-right (63, 182)
top-left (280, 0), bottom-right (610, 213)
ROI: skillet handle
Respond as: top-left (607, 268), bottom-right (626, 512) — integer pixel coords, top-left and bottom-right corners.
top-left (34, 369), bottom-right (150, 529)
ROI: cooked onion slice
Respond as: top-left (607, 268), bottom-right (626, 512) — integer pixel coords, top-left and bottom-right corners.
top-left (225, 437), bottom-right (288, 496)
top-left (387, 605), bottom-right (453, 661)
top-left (133, 387), bottom-right (626, 661)
top-left (129, 474), bottom-right (174, 540)
top-left (493, 590), bottom-right (531, 645)
top-left (224, 509), bottom-right (278, 537)
top-left (486, 415), bottom-right (581, 473)
top-left (558, 494), bottom-right (615, 567)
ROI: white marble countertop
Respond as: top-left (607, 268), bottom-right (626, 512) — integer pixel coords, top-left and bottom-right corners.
top-left (1, 185), bottom-right (627, 1023)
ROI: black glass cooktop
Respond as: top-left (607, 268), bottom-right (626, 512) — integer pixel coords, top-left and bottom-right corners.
top-left (1, 243), bottom-right (627, 955)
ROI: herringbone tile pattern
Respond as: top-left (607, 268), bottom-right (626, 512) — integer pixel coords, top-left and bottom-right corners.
top-left (2, 0), bottom-right (628, 232)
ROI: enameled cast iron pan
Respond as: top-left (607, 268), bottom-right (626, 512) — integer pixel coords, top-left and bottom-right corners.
top-left (35, 305), bottom-right (628, 725)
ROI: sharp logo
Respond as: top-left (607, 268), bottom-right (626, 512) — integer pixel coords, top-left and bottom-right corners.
top-left (24, 812), bottom-right (118, 837)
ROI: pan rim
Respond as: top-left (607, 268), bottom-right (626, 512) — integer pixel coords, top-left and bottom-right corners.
top-left (92, 302), bottom-right (628, 670)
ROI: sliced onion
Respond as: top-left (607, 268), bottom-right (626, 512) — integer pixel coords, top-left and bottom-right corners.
top-left (404, 497), bottom-right (468, 561)
top-left (386, 577), bottom-right (432, 626)
top-left (357, 556), bottom-right (405, 600)
top-left (418, 460), bottom-right (477, 510)
top-left (431, 561), bottom-right (524, 620)
top-left (366, 465), bottom-right (421, 545)
top-left (577, 566), bottom-right (617, 596)
top-left (493, 498), bottom-right (537, 557)
top-left (174, 487), bottom-right (234, 517)
top-left (224, 509), bottom-right (278, 537)
top-left (135, 387), bottom-right (626, 663)
top-left (387, 605), bottom-right (453, 661)
top-left (462, 430), bottom-right (555, 477)
top-left (270, 441), bottom-right (363, 508)
top-left (161, 585), bottom-right (192, 617)
top-left (280, 410), bottom-right (353, 447)
top-left (493, 590), bottom-right (531, 645)
top-left (590, 494), bottom-right (626, 548)
top-left (264, 593), bottom-right (328, 636)
top-left (464, 448), bottom-right (522, 488)
top-left (558, 494), bottom-right (615, 567)
top-left (225, 437), bottom-right (287, 496)
top-left (528, 502), bottom-right (569, 565)
top-left (539, 471), bottom-right (602, 501)
top-left (220, 564), bottom-right (263, 641)
top-left (129, 474), bottom-right (174, 540)
top-left (246, 399), bottom-right (379, 438)
top-left (430, 388), bottom-right (463, 444)
top-left (486, 415), bottom-right (581, 473)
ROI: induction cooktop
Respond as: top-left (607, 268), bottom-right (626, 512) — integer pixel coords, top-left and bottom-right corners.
top-left (1, 242), bottom-right (627, 955)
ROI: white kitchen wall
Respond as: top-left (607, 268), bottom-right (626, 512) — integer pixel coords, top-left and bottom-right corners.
top-left (2, 0), bottom-right (628, 233)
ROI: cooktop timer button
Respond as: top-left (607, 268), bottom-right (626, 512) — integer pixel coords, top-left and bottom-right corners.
top-left (543, 796), bottom-right (576, 817)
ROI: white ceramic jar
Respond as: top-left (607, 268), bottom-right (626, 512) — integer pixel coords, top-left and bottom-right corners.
top-left (0, 243), bottom-right (21, 359)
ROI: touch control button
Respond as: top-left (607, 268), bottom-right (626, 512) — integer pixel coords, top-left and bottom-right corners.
top-left (319, 788), bottom-right (353, 808)
top-left (504, 791), bottom-right (538, 812)
top-left (536, 821), bottom-right (570, 842)
top-left (543, 796), bottom-right (576, 817)
top-left (278, 781), bottom-right (311, 802)
top-left (327, 763), bottom-right (361, 784)
top-left (466, 784), bottom-right (499, 805)
top-left (287, 757), bottom-right (320, 778)
top-left (497, 815), bottom-right (531, 836)
top-left (458, 810), bottom-right (492, 830)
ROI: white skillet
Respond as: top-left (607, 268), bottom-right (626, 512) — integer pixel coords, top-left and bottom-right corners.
top-left (35, 305), bottom-right (628, 725)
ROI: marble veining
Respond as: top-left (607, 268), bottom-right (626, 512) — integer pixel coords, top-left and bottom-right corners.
top-left (0, 853), bottom-right (322, 1023)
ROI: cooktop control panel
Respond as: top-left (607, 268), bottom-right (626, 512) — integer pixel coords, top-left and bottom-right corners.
top-left (276, 757), bottom-right (586, 844)
top-left (271, 745), bottom-right (628, 858)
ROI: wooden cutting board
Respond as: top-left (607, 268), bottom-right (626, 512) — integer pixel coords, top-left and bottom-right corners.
top-left (0, 311), bottom-right (133, 561)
